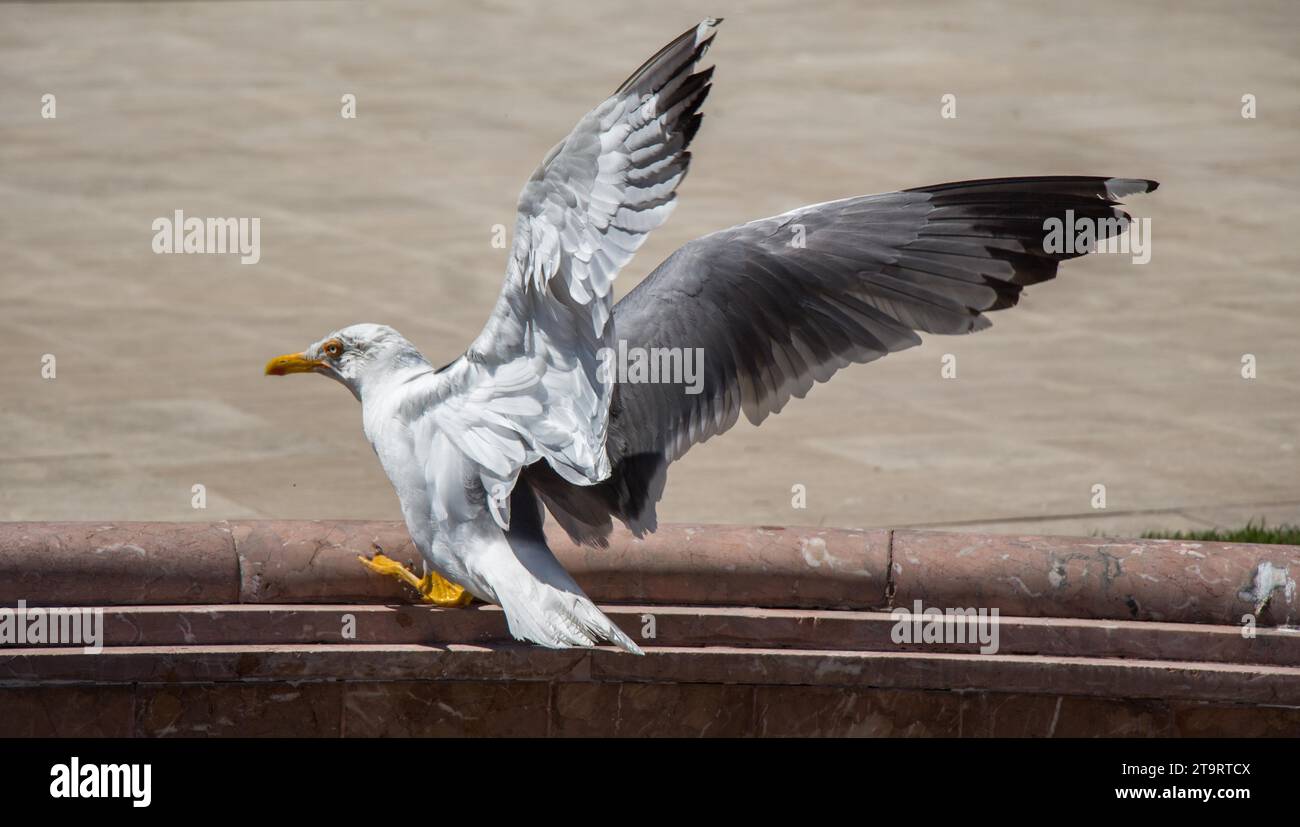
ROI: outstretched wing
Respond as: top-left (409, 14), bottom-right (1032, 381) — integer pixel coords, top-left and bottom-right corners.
top-left (523, 176), bottom-right (1158, 544)
top-left (417, 20), bottom-right (719, 530)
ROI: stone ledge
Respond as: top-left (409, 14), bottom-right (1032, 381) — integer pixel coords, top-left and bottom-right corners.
top-left (13, 603), bottom-right (1300, 666)
top-left (5, 644), bottom-right (1300, 706)
top-left (2, 521), bottom-right (1297, 624)
top-left (2, 521), bottom-right (1297, 736)
top-left (0, 521), bottom-right (888, 611)
top-left (4, 681), bottom-right (1297, 738)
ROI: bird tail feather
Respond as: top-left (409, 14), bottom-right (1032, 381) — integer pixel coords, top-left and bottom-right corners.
top-left (496, 580), bottom-right (643, 655)
top-left (471, 501), bottom-right (644, 655)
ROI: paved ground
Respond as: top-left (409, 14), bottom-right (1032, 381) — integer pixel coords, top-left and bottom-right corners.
top-left (2, 0), bottom-right (1298, 537)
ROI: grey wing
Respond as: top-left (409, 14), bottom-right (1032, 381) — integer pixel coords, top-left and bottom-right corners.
top-left (463, 19), bottom-right (719, 491)
top-left (523, 175), bottom-right (1158, 544)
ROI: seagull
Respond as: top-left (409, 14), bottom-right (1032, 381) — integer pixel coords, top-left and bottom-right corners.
top-left (265, 18), bottom-right (1155, 654)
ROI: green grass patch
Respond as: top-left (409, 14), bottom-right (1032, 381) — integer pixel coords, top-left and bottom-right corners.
top-left (1141, 519), bottom-right (1300, 546)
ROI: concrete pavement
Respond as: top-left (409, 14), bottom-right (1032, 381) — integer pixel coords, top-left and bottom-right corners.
top-left (1, 0), bottom-right (1298, 536)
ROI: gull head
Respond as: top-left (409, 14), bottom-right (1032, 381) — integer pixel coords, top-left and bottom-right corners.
top-left (264, 323), bottom-right (428, 400)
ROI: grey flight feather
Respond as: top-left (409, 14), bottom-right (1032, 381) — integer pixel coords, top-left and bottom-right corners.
top-left (523, 176), bottom-right (1158, 544)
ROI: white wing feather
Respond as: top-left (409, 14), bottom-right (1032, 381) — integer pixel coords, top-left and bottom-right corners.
top-left (419, 20), bottom-right (719, 529)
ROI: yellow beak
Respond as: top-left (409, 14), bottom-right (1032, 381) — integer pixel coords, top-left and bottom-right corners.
top-left (264, 352), bottom-right (323, 376)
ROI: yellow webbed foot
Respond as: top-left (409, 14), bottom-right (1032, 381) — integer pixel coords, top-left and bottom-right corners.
top-left (357, 545), bottom-right (473, 607)
top-left (416, 571), bottom-right (475, 607)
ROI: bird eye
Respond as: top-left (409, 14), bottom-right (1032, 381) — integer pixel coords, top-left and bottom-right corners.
top-left (323, 340), bottom-right (344, 358)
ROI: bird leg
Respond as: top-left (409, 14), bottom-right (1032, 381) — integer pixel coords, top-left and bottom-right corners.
top-left (357, 543), bottom-right (474, 607)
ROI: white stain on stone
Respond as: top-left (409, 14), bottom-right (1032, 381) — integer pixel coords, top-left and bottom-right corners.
top-left (1239, 561), bottom-right (1296, 613)
top-left (1047, 561), bottom-right (1067, 589)
top-left (800, 536), bottom-right (830, 569)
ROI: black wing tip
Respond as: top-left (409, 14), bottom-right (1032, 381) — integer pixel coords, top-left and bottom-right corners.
top-left (615, 19), bottom-right (722, 96)
top-left (908, 176), bottom-right (1159, 202)
top-left (681, 112), bottom-right (705, 147)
